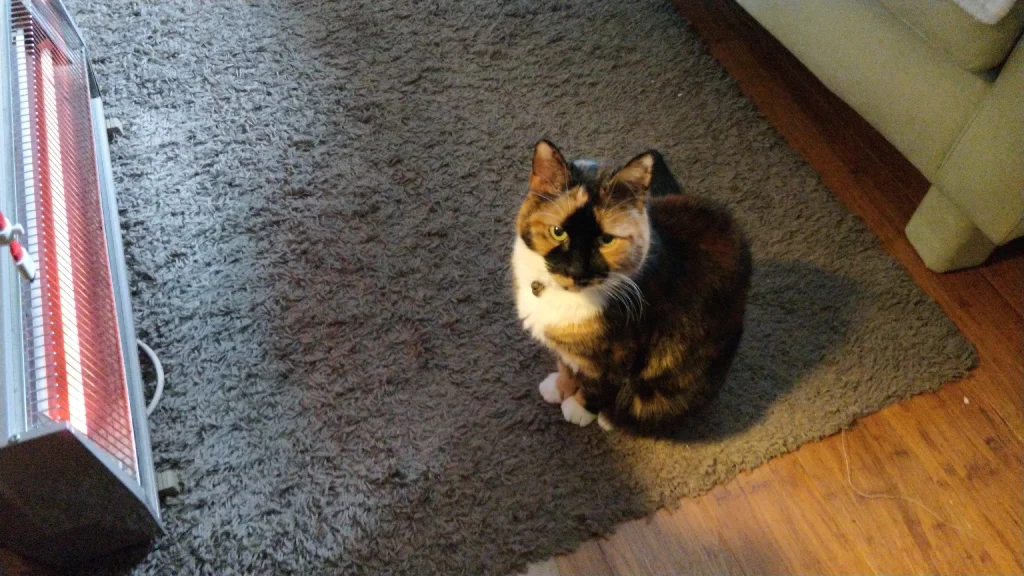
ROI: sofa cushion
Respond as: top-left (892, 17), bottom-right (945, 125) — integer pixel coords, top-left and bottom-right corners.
top-left (882, 0), bottom-right (1024, 72)
top-left (735, 0), bottom-right (989, 179)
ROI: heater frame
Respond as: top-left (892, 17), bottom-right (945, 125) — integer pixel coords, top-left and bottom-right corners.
top-left (0, 0), bottom-right (162, 566)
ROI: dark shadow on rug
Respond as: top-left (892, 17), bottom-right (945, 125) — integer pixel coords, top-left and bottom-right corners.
top-left (659, 259), bottom-right (860, 443)
top-left (67, 0), bottom-right (977, 574)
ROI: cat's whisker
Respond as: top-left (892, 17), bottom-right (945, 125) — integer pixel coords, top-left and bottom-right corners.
top-left (599, 282), bottom-right (626, 321)
top-left (610, 284), bottom-right (636, 324)
top-left (621, 279), bottom-right (642, 318)
top-left (622, 288), bottom-right (641, 323)
top-left (625, 279), bottom-right (647, 316)
top-left (602, 278), bottom-right (639, 324)
top-left (609, 272), bottom-right (646, 321)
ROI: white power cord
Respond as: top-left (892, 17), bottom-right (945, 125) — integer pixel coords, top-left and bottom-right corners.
top-left (137, 339), bottom-right (165, 416)
top-left (138, 339), bottom-right (182, 498)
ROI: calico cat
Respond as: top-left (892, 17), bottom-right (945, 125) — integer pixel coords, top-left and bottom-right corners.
top-left (512, 140), bottom-right (751, 433)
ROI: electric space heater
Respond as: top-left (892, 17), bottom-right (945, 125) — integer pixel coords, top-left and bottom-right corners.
top-left (0, 0), bottom-right (161, 568)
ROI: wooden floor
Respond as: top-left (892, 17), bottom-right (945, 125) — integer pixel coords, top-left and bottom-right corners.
top-left (527, 1), bottom-right (1024, 574)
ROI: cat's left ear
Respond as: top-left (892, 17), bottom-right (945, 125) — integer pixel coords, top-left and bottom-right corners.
top-left (530, 140), bottom-right (570, 194)
top-left (607, 152), bottom-right (655, 207)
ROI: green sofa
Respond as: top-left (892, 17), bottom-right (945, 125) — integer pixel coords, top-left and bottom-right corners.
top-left (735, 0), bottom-right (1024, 272)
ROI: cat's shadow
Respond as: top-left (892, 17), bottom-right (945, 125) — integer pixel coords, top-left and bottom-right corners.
top-left (644, 258), bottom-right (859, 443)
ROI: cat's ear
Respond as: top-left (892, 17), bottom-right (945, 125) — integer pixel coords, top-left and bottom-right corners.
top-left (607, 152), bottom-right (655, 206)
top-left (530, 140), bottom-right (569, 194)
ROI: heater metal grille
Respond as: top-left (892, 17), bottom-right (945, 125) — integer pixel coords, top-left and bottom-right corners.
top-left (9, 0), bottom-right (137, 476)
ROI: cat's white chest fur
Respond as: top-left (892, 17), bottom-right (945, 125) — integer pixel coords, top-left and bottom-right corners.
top-left (512, 237), bottom-right (607, 347)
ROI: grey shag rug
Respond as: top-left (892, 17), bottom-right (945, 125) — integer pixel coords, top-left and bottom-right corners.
top-left (68, 0), bottom-right (975, 574)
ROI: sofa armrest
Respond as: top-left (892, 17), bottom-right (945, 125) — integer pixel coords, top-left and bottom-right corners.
top-left (935, 39), bottom-right (1024, 245)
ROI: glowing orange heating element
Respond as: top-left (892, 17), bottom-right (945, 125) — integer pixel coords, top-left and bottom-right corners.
top-left (14, 2), bottom-right (138, 475)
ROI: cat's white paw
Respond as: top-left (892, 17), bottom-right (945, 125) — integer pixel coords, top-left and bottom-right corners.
top-left (561, 395), bottom-right (597, 427)
top-left (538, 372), bottom-right (562, 404)
top-left (597, 413), bottom-right (615, 432)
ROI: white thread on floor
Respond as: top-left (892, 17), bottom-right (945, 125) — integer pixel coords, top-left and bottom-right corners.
top-left (841, 428), bottom-right (974, 540)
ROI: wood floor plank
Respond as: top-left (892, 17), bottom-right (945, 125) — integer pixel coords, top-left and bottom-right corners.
top-left (860, 411), bottom-right (1014, 572)
top-left (761, 454), bottom-right (878, 574)
top-left (665, 498), bottom-right (747, 575)
top-left (554, 539), bottom-right (615, 576)
top-left (878, 387), bottom-right (1024, 569)
top-left (793, 427), bottom-right (944, 574)
top-left (792, 375), bottom-right (1023, 574)
top-left (694, 482), bottom-right (796, 574)
top-left (982, 241), bottom-right (1024, 317)
top-left (734, 464), bottom-right (866, 575)
top-left (597, 515), bottom-right (687, 575)
top-left (596, 508), bottom-right (747, 575)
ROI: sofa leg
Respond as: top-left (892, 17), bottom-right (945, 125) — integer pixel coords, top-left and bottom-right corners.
top-left (905, 185), bottom-right (996, 272)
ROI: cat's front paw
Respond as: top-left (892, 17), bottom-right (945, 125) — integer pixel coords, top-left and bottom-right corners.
top-left (561, 395), bottom-right (596, 427)
top-left (538, 372), bottom-right (562, 404)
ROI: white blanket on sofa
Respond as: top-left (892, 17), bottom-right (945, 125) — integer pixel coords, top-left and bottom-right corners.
top-left (954, 0), bottom-right (1017, 24)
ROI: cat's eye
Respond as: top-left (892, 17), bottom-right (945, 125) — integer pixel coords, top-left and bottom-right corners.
top-left (550, 226), bottom-right (567, 241)
top-left (599, 234), bottom-right (616, 246)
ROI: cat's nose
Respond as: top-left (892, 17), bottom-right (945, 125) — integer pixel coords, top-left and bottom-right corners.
top-left (566, 261), bottom-right (586, 278)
